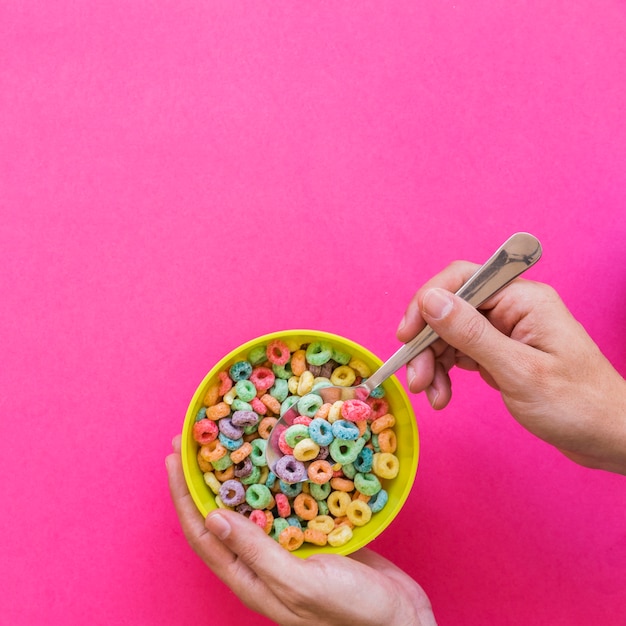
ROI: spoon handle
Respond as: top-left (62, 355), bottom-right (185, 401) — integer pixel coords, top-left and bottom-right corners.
top-left (363, 232), bottom-right (542, 393)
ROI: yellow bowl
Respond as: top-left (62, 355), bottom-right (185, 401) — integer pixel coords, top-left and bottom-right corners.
top-left (182, 329), bottom-right (419, 558)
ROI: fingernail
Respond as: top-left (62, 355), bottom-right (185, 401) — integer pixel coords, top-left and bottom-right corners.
top-left (422, 288), bottom-right (453, 320)
top-left (406, 362), bottom-right (416, 388)
top-left (397, 314), bottom-right (406, 333)
top-left (206, 512), bottom-right (231, 540)
top-left (426, 385), bottom-right (439, 408)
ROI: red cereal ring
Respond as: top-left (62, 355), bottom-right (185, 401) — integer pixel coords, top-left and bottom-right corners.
top-left (278, 429), bottom-right (294, 455)
top-left (218, 371), bottom-right (233, 396)
top-left (249, 366), bottom-right (276, 391)
top-left (249, 510), bottom-right (268, 531)
top-left (340, 399), bottom-right (372, 422)
top-left (366, 397), bottom-right (389, 419)
top-left (293, 415), bottom-right (313, 426)
top-left (250, 397), bottom-right (267, 415)
top-left (275, 493), bottom-right (291, 518)
top-left (192, 419), bottom-right (218, 444)
top-left (266, 339), bottom-right (291, 365)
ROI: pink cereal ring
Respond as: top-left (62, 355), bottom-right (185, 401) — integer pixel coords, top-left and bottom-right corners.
top-left (340, 399), bottom-right (372, 422)
top-left (250, 396), bottom-right (268, 415)
top-left (366, 397), bottom-right (389, 419)
top-left (278, 429), bottom-right (294, 456)
top-left (266, 339), bottom-right (291, 365)
top-left (293, 415), bottom-right (313, 426)
top-left (250, 366), bottom-right (275, 391)
top-left (192, 419), bottom-right (218, 444)
top-left (275, 493), bottom-right (291, 518)
top-left (249, 510), bottom-right (268, 530)
top-left (218, 371), bottom-right (233, 396)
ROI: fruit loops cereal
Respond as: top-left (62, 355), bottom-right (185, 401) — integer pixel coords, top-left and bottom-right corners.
top-left (193, 338), bottom-right (400, 552)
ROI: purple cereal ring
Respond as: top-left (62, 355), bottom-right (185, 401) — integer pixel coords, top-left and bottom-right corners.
top-left (274, 455), bottom-right (308, 484)
top-left (218, 479), bottom-right (246, 507)
top-left (236, 503), bottom-right (254, 517)
top-left (231, 410), bottom-right (259, 427)
top-left (315, 445), bottom-right (330, 461)
top-left (234, 457), bottom-right (253, 478)
top-left (219, 417), bottom-right (244, 440)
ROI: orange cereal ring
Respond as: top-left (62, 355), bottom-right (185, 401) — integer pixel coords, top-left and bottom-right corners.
top-left (230, 441), bottom-right (253, 464)
top-left (290, 349), bottom-right (307, 376)
top-left (371, 413), bottom-right (395, 434)
top-left (278, 526), bottom-right (304, 551)
top-left (214, 465), bottom-right (235, 482)
top-left (356, 420), bottom-right (368, 437)
top-left (307, 459), bottom-right (333, 484)
top-left (303, 528), bottom-right (328, 546)
top-left (352, 491), bottom-right (371, 503)
top-left (293, 493), bottom-right (319, 521)
top-left (314, 403), bottom-right (331, 420)
top-left (257, 417), bottom-right (278, 439)
top-left (199, 439), bottom-right (227, 462)
top-left (330, 477), bottom-right (355, 492)
top-left (206, 402), bottom-right (230, 421)
top-left (377, 428), bottom-right (397, 453)
top-left (260, 394), bottom-right (281, 414)
top-left (196, 449), bottom-right (213, 473)
top-left (203, 383), bottom-right (220, 407)
top-left (332, 516), bottom-right (355, 530)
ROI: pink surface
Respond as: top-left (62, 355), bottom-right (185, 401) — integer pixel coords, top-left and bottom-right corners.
top-left (1, 1), bottom-right (625, 624)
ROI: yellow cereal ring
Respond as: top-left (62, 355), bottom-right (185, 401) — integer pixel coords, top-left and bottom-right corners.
top-left (330, 365), bottom-right (356, 387)
top-left (215, 496), bottom-right (232, 510)
top-left (284, 338), bottom-right (301, 353)
top-left (203, 471), bottom-right (220, 494)
top-left (327, 490), bottom-right (351, 517)
top-left (371, 413), bottom-right (396, 434)
top-left (293, 438), bottom-right (320, 462)
top-left (230, 441), bottom-right (253, 464)
top-left (288, 376), bottom-right (299, 395)
top-left (327, 524), bottom-right (353, 547)
top-left (297, 370), bottom-right (314, 396)
top-left (348, 357), bottom-right (371, 377)
top-left (328, 401), bottom-right (344, 424)
top-left (293, 493), bottom-right (319, 521)
top-left (307, 515), bottom-right (335, 534)
top-left (377, 428), bottom-right (397, 453)
top-left (303, 528), bottom-right (328, 546)
top-left (279, 526), bottom-right (304, 551)
top-left (290, 349), bottom-right (307, 376)
top-left (258, 466), bottom-right (270, 484)
top-left (346, 499), bottom-right (373, 527)
top-left (223, 388), bottom-right (237, 405)
top-left (206, 402), bottom-right (230, 421)
top-left (372, 452), bottom-right (400, 479)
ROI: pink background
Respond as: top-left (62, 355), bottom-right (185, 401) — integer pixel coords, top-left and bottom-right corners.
top-left (1, 1), bottom-right (625, 624)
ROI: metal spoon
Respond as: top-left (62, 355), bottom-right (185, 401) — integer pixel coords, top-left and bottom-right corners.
top-left (265, 232), bottom-right (542, 477)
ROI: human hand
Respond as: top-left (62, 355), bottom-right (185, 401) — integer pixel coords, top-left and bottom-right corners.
top-left (397, 261), bottom-right (626, 475)
top-left (166, 435), bottom-right (437, 626)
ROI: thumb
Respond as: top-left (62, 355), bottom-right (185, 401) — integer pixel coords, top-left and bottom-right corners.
top-left (421, 287), bottom-right (521, 377)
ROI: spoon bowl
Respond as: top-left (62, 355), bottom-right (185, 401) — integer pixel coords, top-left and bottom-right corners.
top-left (266, 232), bottom-right (542, 476)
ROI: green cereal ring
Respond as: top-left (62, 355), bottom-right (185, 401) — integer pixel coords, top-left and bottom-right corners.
top-left (243, 422), bottom-right (259, 435)
top-left (269, 378), bottom-right (289, 402)
top-left (285, 424), bottom-right (309, 448)
top-left (280, 396), bottom-right (299, 416)
top-left (232, 399), bottom-right (253, 412)
top-left (272, 362), bottom-right (293, 380)
top-left (329, 437), bottom-right (365, 465)
top-left (211, 454), bottom-right (233, 471)
top-left (240, 465), bottom-right (261, 485)
top-left (271, 518), bottom-right (290, 540)
top-left (309, 481), bottom-right (331, 501)
top-left (331, 347), bottom-right (351, 365)
top-left (234, 380), bottom-right (256, 402)
top-left (245, 483), bottom-right (272, 509)
top-left (354, 472), bottom-right (382, 496)
top-left (371, 433), bottom-right (380, 452)
top-left (316, 499), bottom-right (329, 516)
top-left (311, 380), bottom-right (332, 392)
top-left (342, 462), bottom-right (357, 479)
top-left (305, 341), bottom-right (333, 366)
top-left (297, 393), bottom-right (324, 417)
top-left (248, 345), bottom-right (268, 365)
top-left (250, 438), bottom-right (268, 466)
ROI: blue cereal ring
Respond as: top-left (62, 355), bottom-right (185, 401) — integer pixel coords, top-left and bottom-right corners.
top-left (331, 419), bottom-right (360, 441)
top-left (218, 432), bottom-right (243, 451)
top-left (353, 447), bottom-right (374, 473)
top-left (265, 471), bottom-right (278, 489)
top-left (195, 407), bottom-right (207, 421)
top-left (286, 516), bottom-right (303, 529)
top-left (229, 360), bottom-right (253, 381)
top-left (279, 480), bottom-right (303, 497)
top-left (308, 418), bottom-right (334, 446)
top-left (368, 488), bottom-right (388, 513)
